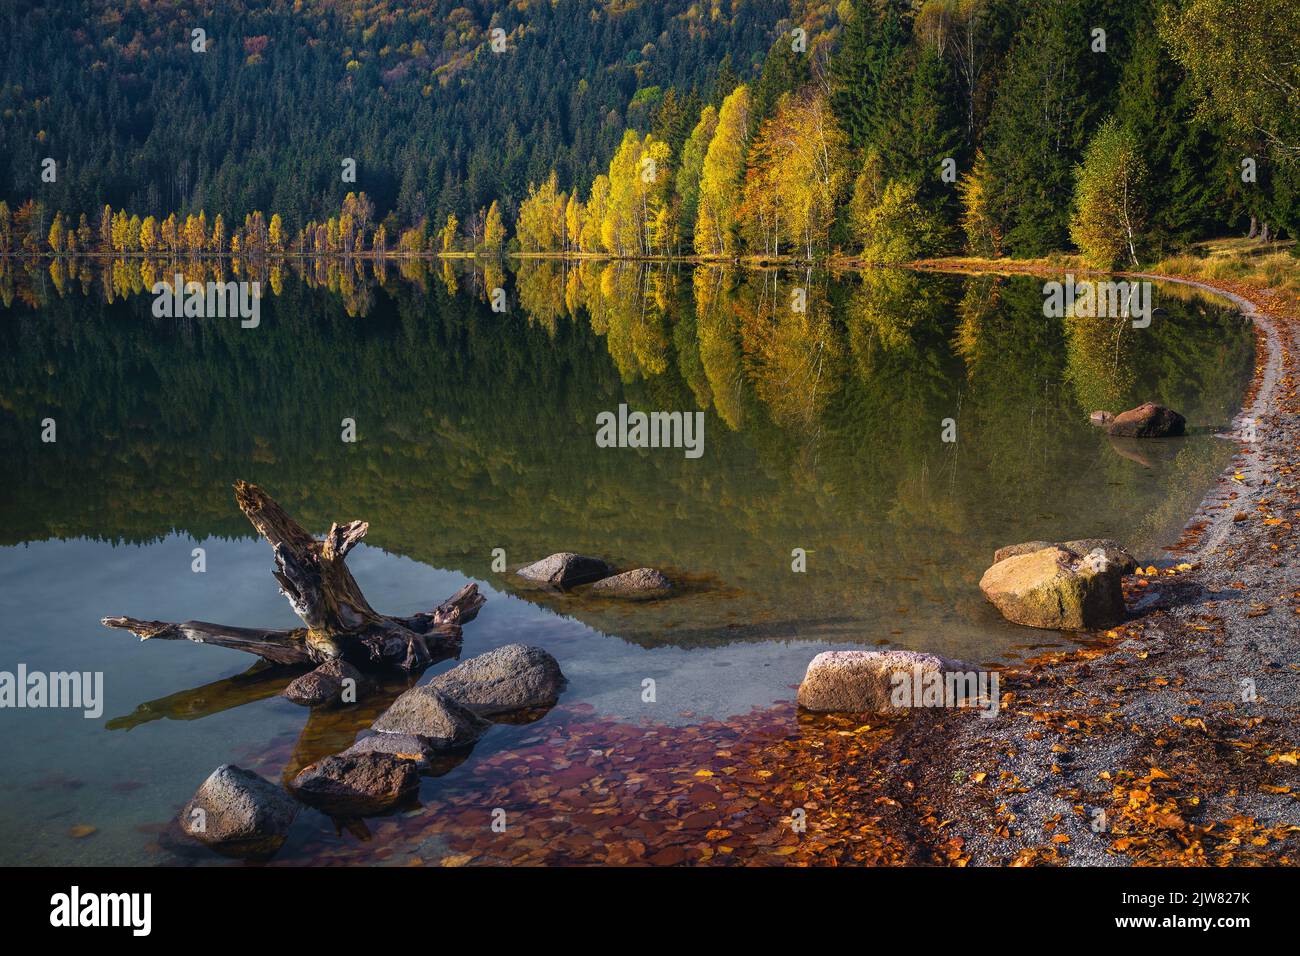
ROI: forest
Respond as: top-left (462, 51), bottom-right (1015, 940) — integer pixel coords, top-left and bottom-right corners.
top-left (0, 0), bottom-right (1296, 267)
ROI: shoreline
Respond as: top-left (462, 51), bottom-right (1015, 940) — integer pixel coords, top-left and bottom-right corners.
top-left (860, 264), bottom-right (1300, 865)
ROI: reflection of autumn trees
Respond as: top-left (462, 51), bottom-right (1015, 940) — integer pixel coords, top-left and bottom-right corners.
top-left (4, 255), bottom-right (986, 470)
top-left (673, 307), bottom-right (712, 412)
top-left (952, 274), bottom-right (1001, 370)
top-left (515, 260), bottom-right (678, 381)
top-left (0, 265), bottom-right (1255, 654)
top-left (692, 267), bottom-right (747, 431)
top-left (397, 257), bottom-right (430, 291)
top-left (943, 276), bottom-right (1073, 493)
top-left (1064, 312), bottom-right (1138, 416)
top-left (599, 264), bottom-right (672, 382)
top-left (731, 269), bottom-right (845, 434)
top-left (439, 260), bottom-right (459, 298)
top-left (844, 268), bottom-right (944, 355)
top-left (1, 254), bottom-right (1254, 510)
top-left (514, 260), bottom-right (566, 335)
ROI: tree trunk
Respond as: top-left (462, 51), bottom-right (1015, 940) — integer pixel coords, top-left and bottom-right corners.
top-left (102, 481), bottom-right (485, 671)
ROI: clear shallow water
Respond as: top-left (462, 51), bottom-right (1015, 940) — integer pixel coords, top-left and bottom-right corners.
top-left (0, 258), bottom-right (1255, 864)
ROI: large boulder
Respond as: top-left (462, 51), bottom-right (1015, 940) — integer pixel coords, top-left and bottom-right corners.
top-left (369, 684), bottom-right (491, 748)
top-left (516, 552), bottom-right (613, 588)
top-left (587, 567), bottom-right (672, 597)
top-left (290, 752), bottom-right (419, 817)
top-left (980, 545), bottom-right (1127, 630)
top-left (797, 650), bottom-right (973, 714)
top-left (1107, 402), bottom-right (1185, 438)
top-left (429, 644), bottom-right (566, 716)
top-left (283, 659), bottom-right (364, 708)
top-left (992, 538), bottom-right (1138, 576)
top-left (179, 764), bottom-right (298, 859)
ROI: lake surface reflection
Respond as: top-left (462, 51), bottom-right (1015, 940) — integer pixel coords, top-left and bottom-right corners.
top-left (0, 257), bottom-right (1254, 864)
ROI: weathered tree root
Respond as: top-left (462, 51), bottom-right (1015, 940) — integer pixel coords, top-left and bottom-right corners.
top-left (102, 481), bottom-right (485, 671)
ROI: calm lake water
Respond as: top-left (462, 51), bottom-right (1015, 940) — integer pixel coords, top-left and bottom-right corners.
top-left (0, 257), bottom-right (1254, 865)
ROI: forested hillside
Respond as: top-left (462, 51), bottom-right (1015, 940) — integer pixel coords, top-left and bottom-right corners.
top-left (0, 0), bottom-right (1295, 264)
top-left (1, 1), bottom-right (819, 232)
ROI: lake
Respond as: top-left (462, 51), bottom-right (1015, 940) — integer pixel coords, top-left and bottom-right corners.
top-left (0, 256), bottom-right (1255, 864)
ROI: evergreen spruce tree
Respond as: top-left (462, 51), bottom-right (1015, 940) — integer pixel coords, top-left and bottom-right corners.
top-left (829, 1), bottom-right (911, 154)
top-left (982, 0), bottom-right (1110, 255)
top-left (1114, 1), bottom-right (1229, 249)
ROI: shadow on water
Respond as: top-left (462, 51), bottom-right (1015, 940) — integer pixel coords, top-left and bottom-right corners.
top-left (105, 661), bottom-right (299, 731)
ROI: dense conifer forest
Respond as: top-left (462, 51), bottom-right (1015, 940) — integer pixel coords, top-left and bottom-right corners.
top-left (1, 0), bottom-right (1295, 265)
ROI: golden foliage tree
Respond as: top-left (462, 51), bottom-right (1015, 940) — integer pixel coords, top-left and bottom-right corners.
top-left (517, 172), bottom-right (566, 252)
top-left (483, 199), bottom-right (507, 252)
top-left (740, 88), bottom-right (847, 259)
top-left (695, 85), bottom-right (751, 257)
top-left (1069, 117), bottom-right (1146, 268)
top-left (957, 148), bottom-right (1001, 256)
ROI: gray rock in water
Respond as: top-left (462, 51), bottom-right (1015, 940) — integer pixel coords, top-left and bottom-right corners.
top-left (179, 764), bottom-right (298, 859)
top-left (1107, 402), bottom-right (1186, 438)
top-left (291, 752), bottom-right (419, 817)
top-left (993, 538), bottom-right (1138, 576)
top-left (369, 684), bottom-right (491, 748)
top-left (342, 732), bottom-right (440, 770)
top-left (797, 650), bottom-right (974, 714)
top-left (1089, 410), bottom-right (1114, 425)
top-left (587, 567), bottom-right (672, 597)
top-left (430, 644), bottom-right (566, 715)
top-left (516, 552), bottom-right (613, 588)
top-left (283, 659), bottom-right (364, 708)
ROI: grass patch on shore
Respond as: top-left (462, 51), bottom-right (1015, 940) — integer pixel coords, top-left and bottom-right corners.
top-left (916, 237), bottom-right (1298, 315)
top-left (1153, 238), bottom-right (1300, 303)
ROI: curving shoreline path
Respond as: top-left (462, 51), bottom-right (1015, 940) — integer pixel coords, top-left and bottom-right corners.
top-left (873, 266), bottom-right (1300, 865)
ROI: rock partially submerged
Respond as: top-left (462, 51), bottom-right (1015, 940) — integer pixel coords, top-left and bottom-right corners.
top-left (291, 752), bottom-right (419, 817)
top-left (1107, 402), bottom-right (1185, 438)
top-left (516, 552), bottom-right (613, 588)
top-left (797, 649), bottom-right (973, 714)
top-left (369, 684), bottom-right (491, 748)
top-left (980, 544), bottom-right (1127, 630)
top-left (341, 732), bottom-right (441, 770)
top-left (429, 643), bottom-right (566, 715)
top-left (587, 567), bottom-right (673, 597)
top-left (179, 764), bottom-right (298, 859)
top-left (515, 551), bottom-right (678, 598)
top-left (992, 538), bottom-right (1138, 576)
top-left (283, 659), bottom-right (364, 707)
top-left (1089, 410), bottom-right (1114, 425)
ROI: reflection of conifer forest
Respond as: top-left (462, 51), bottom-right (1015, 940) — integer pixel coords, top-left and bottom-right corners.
top-left (0, 257), bottom-right (1253, 652)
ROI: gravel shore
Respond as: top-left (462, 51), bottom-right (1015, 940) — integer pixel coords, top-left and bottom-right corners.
top-left (872, 271), bottom-right (1300, 866)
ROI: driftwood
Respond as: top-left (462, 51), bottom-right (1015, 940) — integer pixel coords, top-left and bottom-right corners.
top-left (103, 480), bottom-right (484, 671)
